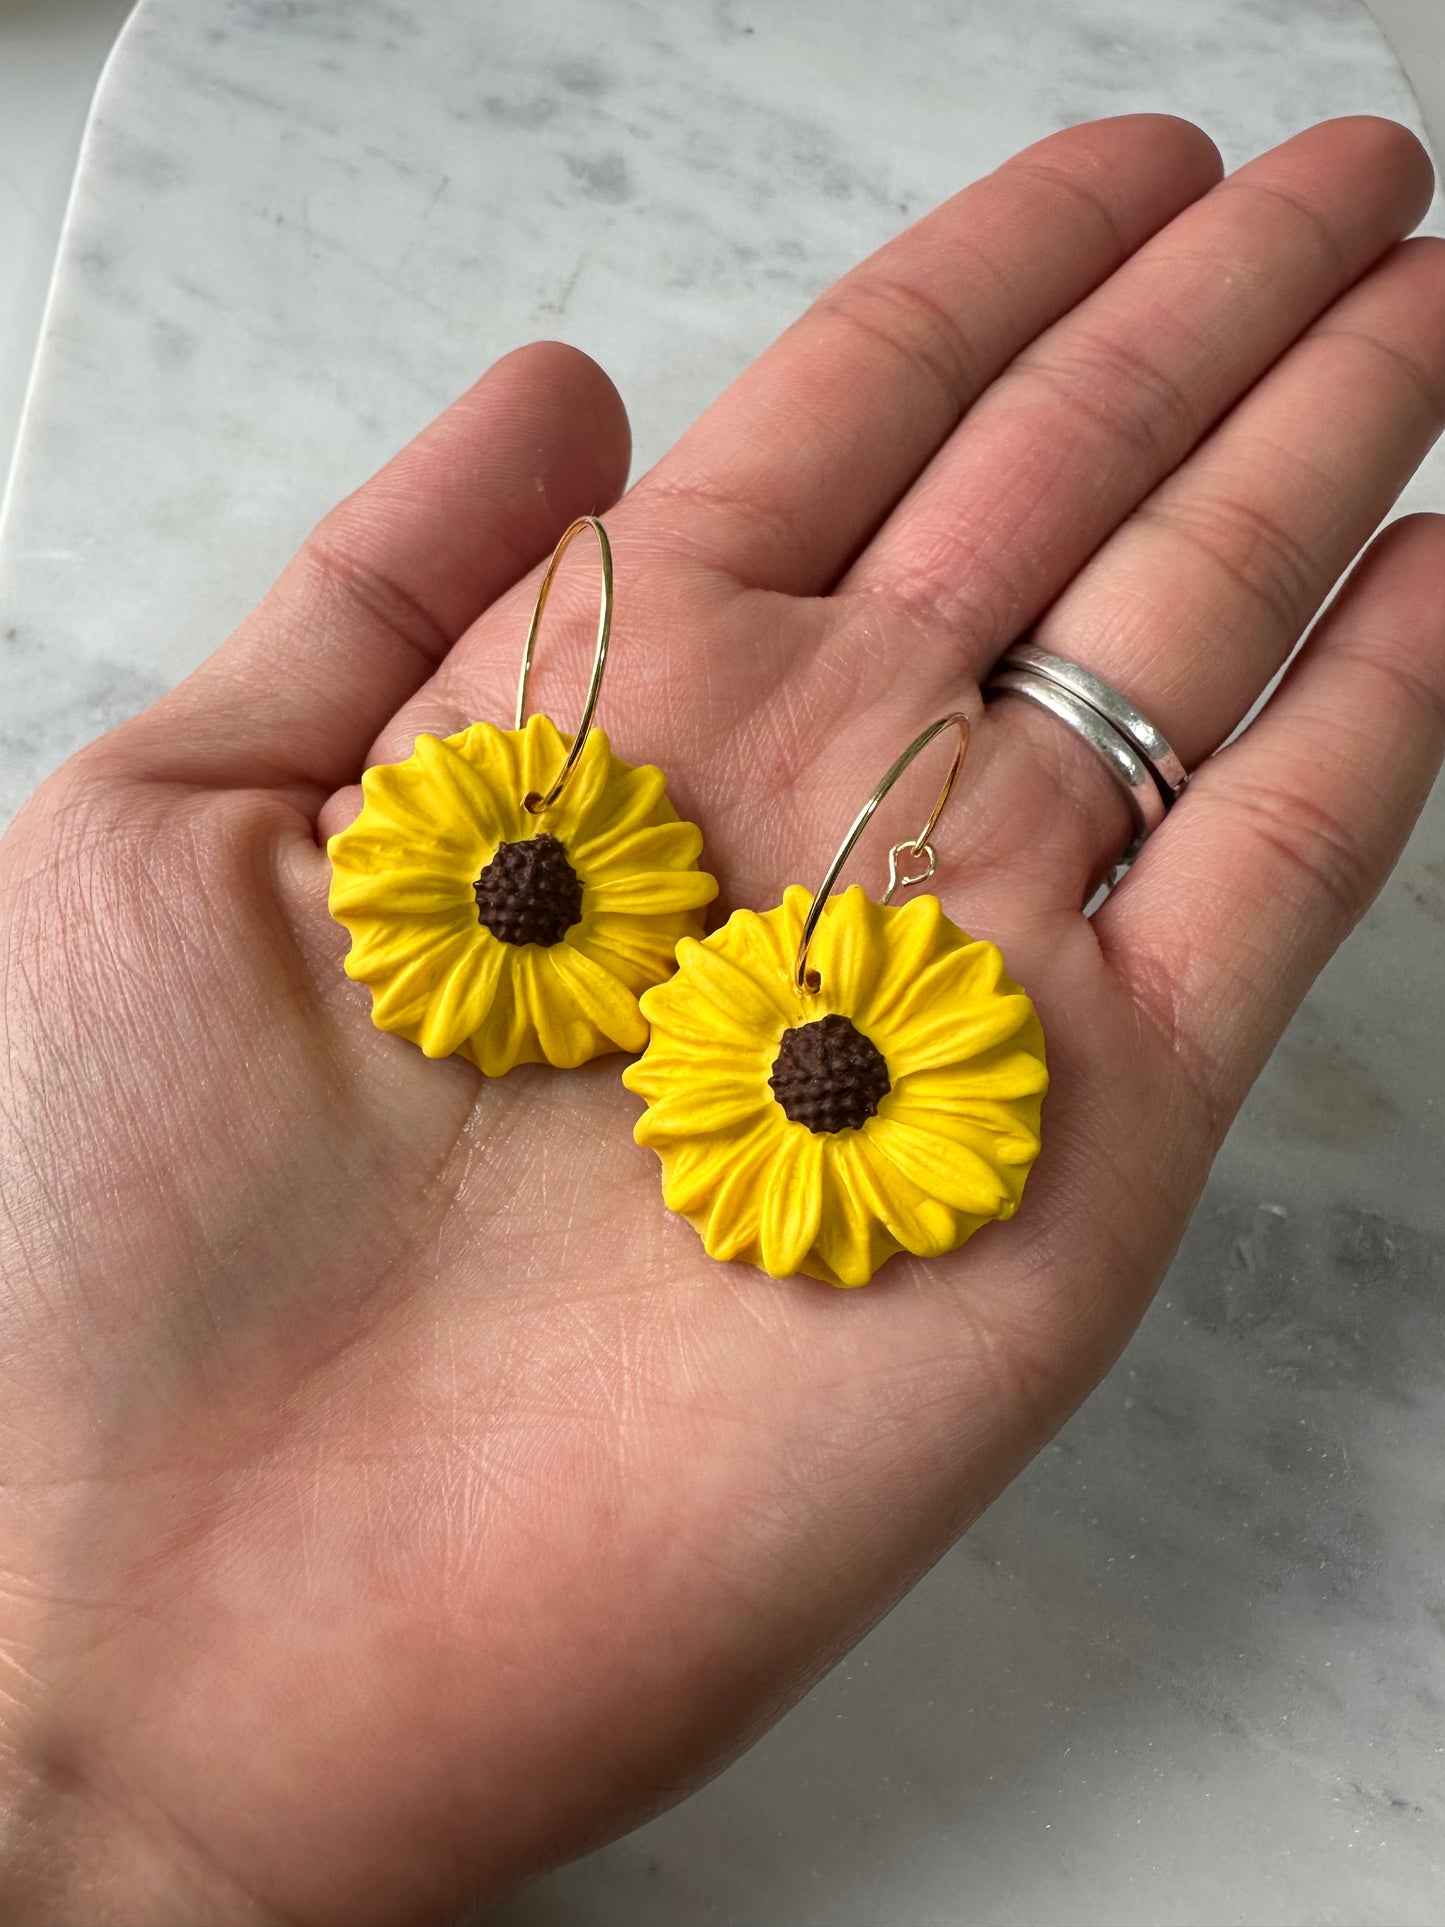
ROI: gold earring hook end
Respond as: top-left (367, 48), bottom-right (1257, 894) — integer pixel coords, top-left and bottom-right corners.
top-left (791, 713), bottom-right (969, 996)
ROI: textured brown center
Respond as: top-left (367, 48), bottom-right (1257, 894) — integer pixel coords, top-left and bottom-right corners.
top-left (769, 1014), bottom-right (891, 1134)
top-left (473, 834), bottom-right (583, 946)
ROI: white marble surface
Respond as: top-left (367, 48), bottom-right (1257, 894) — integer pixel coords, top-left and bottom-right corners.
top-left (2, 2), bottom-right (1444, 1921)
top-left (0, 0), bottom-right (137, 493)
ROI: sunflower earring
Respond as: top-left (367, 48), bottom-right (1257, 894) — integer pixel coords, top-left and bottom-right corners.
top-left (327, 516), bottom-right (717, 1073)
top-left (622, 716), bottom-right (1048, 1286)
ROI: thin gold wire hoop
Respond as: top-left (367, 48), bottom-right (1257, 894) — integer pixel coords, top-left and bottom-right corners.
top-left (514, 514), bottom-right (614, 813)
top-left (793, 713), bottom-right (970, 995)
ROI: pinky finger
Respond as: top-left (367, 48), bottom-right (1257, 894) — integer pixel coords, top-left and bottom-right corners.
top-left (1095, 511), bottom-right (1445, 1130)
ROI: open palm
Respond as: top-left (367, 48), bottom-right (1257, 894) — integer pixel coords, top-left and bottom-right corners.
top-left (4, 113), bottom-right (1445, 1926)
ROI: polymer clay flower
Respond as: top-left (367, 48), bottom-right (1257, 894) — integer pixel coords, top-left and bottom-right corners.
top-left (328, 713), bottom-right (717, 1074)
top-left (623, 884), bottom-right (1047, 1286)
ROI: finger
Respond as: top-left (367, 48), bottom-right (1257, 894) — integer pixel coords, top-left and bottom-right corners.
top-left (1097, 512), bottom-right (1445, 1131)
top-left (844, 117), bottom-right (1433, 650)
top-left (96, 343), bottom-right (631, 797)
top-left (982, 232), bottom-right (1445, 894)
top-left (621, 114), bottom-right (1222, 592)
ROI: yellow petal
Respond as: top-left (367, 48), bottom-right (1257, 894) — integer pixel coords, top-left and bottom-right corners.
top-left (759, 1128), bottom-right (824, 1278)
top-left (777, 884), bottom-right (814, 949)
top-left (843, 1134), bottom-right (957, 1259)
top-left (445, 720), bottom-right (525, 818)
top-left (573, 910), bottom-right (697, 987)
top-left (806, 887), bottom-right (887, 1017)
top-left (344, 907), bottom-right (476, 983)
top-left (812, 1142), bottom-right (891, 1287)
top-left (867, 937), bottom-right (1006, 1037)
top-left (571, 758), bottom-right (671, 849)
top-left (329, 820), bottom-right (475, 887)
top-left (516, 712), bottom-right (571, 804)
top-left (585, 869), bottom-right (719, 915)
top-left (885, 1083), bottom-right (1043, 1164)
top-left (328, 868), bottom-right (474, 918)
top-left (418, 937), bottom-right (507, 1058)
top-left (577, 820), bottom-right (705, 882)
top-left (469, 960), bottom-right (534, 1076)
top-left (736, 887), bottom-right (806, 988)
top-left (524, 952), bottom-right (590, 1068)
top-left (546, 941), bottom-right (648, 1054)
top-left (895, 1046), bottom-right (1049, 1106)
top-left (846, 908), bottom-right (961, 1037)
top-left (864, 1114), bottom-right (1013, 1217)
top-left (633, 965), bottom-right (772, 1054)
top-left (881, 992), bottom-right (1040, 1078)
top-left (702, 1127), bottom-right (778, 1262)
top-left (412, 730), bottom-right (512, 844)
top-left (634, 1085), bottom-right (770, 1146)
top-left (363, 924), bottom-right (479, 1029)
top-left (542, 725), bottom-right (641, 845)
top-left (671, 922), bottom-right (795, 1035)
top-left (355, 755), bottom-right (483, 867)
top-left (658, 1117), bottom-right (775, 1218)
top-left (622, 1033), bottom-right (767, 1105)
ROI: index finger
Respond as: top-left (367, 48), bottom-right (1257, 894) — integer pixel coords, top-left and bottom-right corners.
top-left (624, 114), bottom-right (1222, 594)
top-left (92, 342), bottom-right (632, 800)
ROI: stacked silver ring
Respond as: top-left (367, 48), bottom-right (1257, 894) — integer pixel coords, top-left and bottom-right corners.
top-left (985, 642), bottom-right (1188, 855)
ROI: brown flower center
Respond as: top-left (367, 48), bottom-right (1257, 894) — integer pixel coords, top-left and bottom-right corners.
top-left (769, 1014), bottom-right (891, 1134)
top-left (473, 834), bottom-right (583, 946)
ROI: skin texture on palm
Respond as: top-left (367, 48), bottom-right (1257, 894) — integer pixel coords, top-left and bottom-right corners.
top-left (2, 112), bottom-right (1445, 1924)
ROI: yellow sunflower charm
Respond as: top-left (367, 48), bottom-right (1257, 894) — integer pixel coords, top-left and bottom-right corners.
top-left (327, 518), bottom-right (717, 1074)
top-left (622, 718), bottom-right (1047, 1286)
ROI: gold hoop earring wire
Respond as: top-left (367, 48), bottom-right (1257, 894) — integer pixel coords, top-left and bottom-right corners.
top-left (514, 514), bottom-right (614, 814)
top-left (794, 713), bottom-right (970, 994)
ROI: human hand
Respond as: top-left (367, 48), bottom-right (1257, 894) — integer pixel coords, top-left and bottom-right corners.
top-left (2, 112), bottom-right (1443, 1925)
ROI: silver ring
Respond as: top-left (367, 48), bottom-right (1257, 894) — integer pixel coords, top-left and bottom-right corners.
top-left (998, 643), bottom-right (1188, 804)
top-left (985, 667), bottom-right (1166, 837)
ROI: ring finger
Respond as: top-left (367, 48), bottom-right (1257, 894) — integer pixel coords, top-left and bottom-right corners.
top-left (976, 230), bottom-right (1445, 895)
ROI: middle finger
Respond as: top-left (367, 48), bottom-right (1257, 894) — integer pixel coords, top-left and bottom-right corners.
top-left (840, 116), bottom-right (1431, 651)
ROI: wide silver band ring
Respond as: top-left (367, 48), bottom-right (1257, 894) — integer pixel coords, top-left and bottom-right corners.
top-left (986, 668), bottom-right (1166, 837)
top-left (998, 643), bottom-right (1189, 803)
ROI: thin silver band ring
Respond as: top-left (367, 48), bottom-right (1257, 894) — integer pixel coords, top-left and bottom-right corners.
top-left (997, 642), bottom-right (1189, 804)
top-left (985, 667), bottom-right (1166, 837)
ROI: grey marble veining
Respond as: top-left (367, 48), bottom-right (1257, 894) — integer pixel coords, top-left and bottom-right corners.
top-left (2, 2), bottom-right (1443, 1921)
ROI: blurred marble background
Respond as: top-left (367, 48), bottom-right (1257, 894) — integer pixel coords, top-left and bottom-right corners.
top-left (1, 2), bottom-right (1442, 1920)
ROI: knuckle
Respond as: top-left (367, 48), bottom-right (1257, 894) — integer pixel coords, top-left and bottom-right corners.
top-left (296, 521), bottom-right (452, 668)
top-left (1137, 486), bottom-right (1319, 636)
top-left (1310, 321), bottom-right (1445, 431)
top-left (814, 269), bottom-right (988, 411)
top-left (1343, 643), bottom-right (1445, 743)
top-left (1224, 776), bottom-right (1374, 929)
top-left (1220, 176), bottom-right (1348, 284)
top-left (628, 466), bottom-right (816, 578)
top-left (1007, 323), bottom-right (1198, 472)
top-left (1000, 155), bottom-right (1130, 259)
